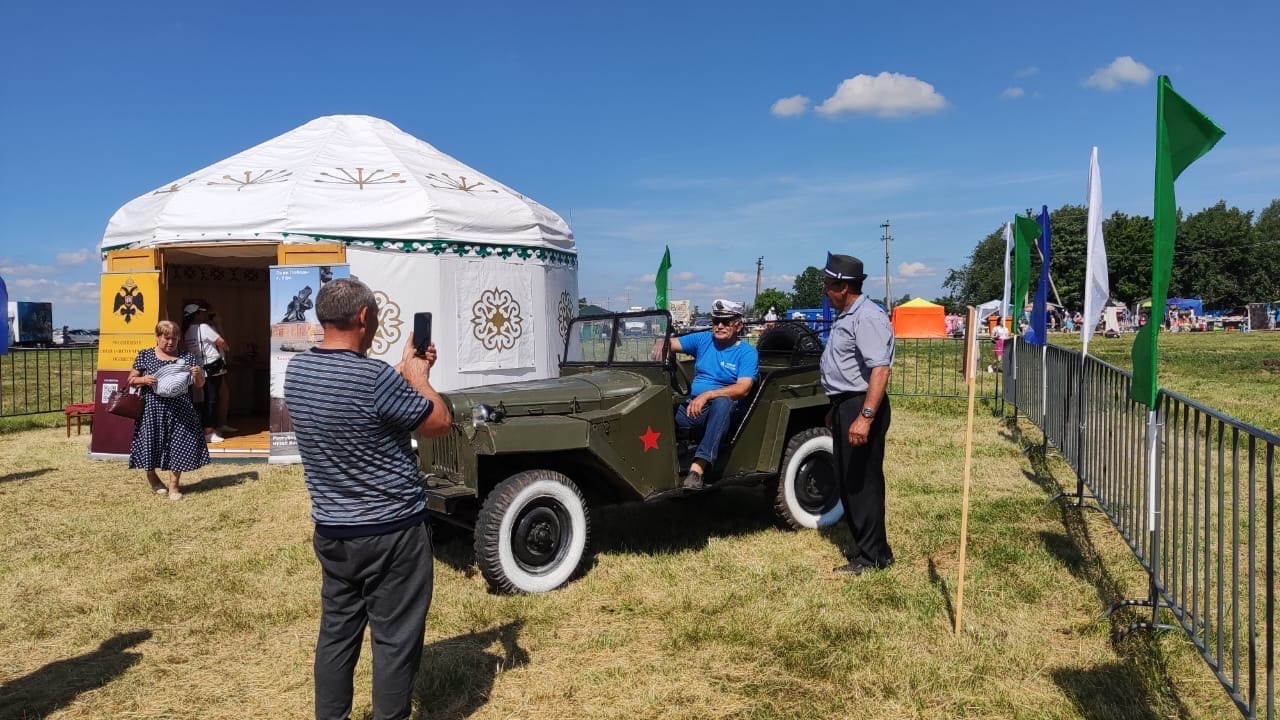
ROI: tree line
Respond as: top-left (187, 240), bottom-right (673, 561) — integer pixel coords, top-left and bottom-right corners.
top-left (942, 199), bottom-right (1280, 313)
top-left (596, 198), bottom-right (1279, 319)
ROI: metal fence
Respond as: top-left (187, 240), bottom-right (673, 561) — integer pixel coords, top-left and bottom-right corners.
top-left (0, 329), bottom-right (995, 419)
top-left (1006, 338), bottom-right (1279, 720)
top-left (890, 337), bottom-right (1003, 402)
top-left (0, 347), bottom-right (98, 417)
top-left (746, 320), bottom-right (1004, 403)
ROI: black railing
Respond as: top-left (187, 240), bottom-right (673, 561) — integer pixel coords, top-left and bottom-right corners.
top-left (0, 347), bottom-right (99, 417)
top-left (1006, 338), bottom-right (1279, 719)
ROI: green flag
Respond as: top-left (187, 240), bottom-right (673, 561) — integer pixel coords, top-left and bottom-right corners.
top-left (655, 246), bottom-right (672, 310)
top-left (1012, 214), bottom-right (1039, 330)
top-left (1130, 76), bottom-right (1224, 408)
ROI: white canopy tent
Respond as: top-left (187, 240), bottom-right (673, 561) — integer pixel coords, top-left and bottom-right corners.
top-left (976, 299), bottom-right (1002, 325)
top-left (101, 115), bottom-right (578, 393)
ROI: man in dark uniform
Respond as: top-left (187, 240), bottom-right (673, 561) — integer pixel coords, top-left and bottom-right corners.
top-left (819, 253), bottom-right (896, 576)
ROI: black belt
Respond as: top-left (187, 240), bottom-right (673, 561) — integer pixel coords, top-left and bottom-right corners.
top-left (828, 391), bottom-right (866, 404)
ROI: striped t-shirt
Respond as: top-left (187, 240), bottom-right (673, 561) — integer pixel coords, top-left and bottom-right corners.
top-left (283, 348), bottom-right (433, 537)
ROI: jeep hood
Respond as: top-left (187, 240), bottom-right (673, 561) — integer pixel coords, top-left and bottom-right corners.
top-left (442, 369), bottom-right (648, 419)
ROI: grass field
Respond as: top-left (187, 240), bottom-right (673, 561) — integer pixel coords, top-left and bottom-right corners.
top-left (0, 396), bottom-right (1244, 720)
top-left (1050, 330), bottom-right (1280, 433)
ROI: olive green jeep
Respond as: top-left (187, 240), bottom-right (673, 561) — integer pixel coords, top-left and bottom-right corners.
top-left (420, 310), bottom-right (844, 593)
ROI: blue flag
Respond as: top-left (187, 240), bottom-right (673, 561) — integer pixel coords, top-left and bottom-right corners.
top-left (0, 274), bottom-right (8, 355)
top-left (1024, 205), bottom-right (1052, 346)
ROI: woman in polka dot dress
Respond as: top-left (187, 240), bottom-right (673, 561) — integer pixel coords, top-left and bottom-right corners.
top-left (127, 320), bottom-right (210, 500)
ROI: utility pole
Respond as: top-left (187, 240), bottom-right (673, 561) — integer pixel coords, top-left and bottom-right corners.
top-left (881, 220), bottom-right (893, 310)
top-left (754, 256), bottom-right (763, 313)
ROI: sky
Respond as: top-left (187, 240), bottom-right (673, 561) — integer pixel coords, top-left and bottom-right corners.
top-left (2, 0), bottom-right (1277, 328)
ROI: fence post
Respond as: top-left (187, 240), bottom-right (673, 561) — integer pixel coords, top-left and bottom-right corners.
top-left (1108, 406), bottom-right (1178, 637)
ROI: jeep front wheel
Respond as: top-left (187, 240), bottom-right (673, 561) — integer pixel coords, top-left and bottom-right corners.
top-left (474, 470), bottom-right (590, 594)
top-left (772, 428), bottom-right (843, 529)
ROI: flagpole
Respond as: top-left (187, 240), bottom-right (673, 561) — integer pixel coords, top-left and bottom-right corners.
top-left (1069, 145), bottom-right (1106, 509)
top-left (1040, 344), bottom-right (1048, 453)
top-left (1112, 76), bottom-right (1222, 639)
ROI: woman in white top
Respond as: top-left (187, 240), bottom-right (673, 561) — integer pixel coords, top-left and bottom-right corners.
top-left (182, 304), bottom-right (230, 443)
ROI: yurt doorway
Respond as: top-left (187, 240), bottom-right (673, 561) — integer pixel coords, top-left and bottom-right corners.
top-left (161, 244), bottom-right (277, 455)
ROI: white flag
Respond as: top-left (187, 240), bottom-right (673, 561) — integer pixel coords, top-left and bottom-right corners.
top-left (1000, 222), bottom-right (1013, 323)
top-left (1082, 146), bottom-right (1109, 355)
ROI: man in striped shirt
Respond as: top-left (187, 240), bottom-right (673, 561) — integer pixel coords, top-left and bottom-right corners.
top-left (284, 278), bottom-right (452, 720)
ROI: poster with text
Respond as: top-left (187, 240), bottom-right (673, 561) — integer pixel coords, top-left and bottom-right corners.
top-left (268, 264), bottom-right (349, 462)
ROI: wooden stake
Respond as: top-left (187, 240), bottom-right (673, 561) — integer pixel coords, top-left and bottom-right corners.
top-left (955, 306), bottom-right (980, 636)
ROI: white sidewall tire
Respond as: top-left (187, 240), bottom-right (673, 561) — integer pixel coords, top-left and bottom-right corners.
top-left (781, 433), bottom-right (843, 529)
top-left (494, 477), bottom-right (588, 593)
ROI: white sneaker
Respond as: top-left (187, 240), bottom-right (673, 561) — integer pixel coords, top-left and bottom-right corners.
top-left (206, 432), bottom-right (225, 444)
top-left (217, 425), bottom-right (238, 434)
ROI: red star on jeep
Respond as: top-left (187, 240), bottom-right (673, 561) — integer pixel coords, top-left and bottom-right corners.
top-left (639, 426), bottom-right (661, 452)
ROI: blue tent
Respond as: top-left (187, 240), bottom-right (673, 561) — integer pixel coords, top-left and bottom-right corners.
top-left (1167, 297), bottom-right (1203, 316)
top-left (0, 274), bottom-right (8, 354)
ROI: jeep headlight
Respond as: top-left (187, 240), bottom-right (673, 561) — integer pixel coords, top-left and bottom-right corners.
top-left (472, 403), bottom-right (505, 427)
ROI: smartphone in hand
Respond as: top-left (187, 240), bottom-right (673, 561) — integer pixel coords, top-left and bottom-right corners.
top-left (413, 312), bottom-right (432, 356)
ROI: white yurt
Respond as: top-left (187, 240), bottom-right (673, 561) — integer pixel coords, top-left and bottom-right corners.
top-left (96, 115), bottom-right (577, 458)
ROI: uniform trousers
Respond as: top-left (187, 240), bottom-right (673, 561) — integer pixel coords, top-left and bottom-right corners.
top-left (830, 393), bottom-right (894, 566)
top-left (313, 522), bottom-right (433, 720)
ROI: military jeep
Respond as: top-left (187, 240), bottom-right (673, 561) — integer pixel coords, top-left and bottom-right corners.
top-left (420, 310), bottom-right (845, 593)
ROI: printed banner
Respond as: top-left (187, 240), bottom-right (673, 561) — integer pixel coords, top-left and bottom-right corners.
top-left (456, 259), bottom-right (534, 372)
top-left (346, 247), bottom-right (574, 391)
top-left (97, 333), bottom-right (156, 371)
top-left (545, 265), bottom-right (578, 360)
top-left (100, 272), bottom-right (161, 335)
top-left (268, 264), bottom-right (349, 462)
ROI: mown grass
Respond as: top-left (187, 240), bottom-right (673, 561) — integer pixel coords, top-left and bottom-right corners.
top-left (0, 347), bottom-right (97, 417)
top-left (1051, 330), bottom-right (1280, 433)
top-left (0, 398), bottom-right (1241, 719)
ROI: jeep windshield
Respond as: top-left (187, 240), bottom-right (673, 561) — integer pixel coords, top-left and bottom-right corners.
top-left (566, 312), bottom-right (670, 363)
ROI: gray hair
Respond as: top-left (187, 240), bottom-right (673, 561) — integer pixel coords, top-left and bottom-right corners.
top-left (315, 278), bottom-right (377, 330)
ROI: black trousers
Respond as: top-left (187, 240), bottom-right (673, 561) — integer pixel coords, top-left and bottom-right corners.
top-left (313, 522), bottom-right (433, 720)
top-left (831, 394), bottom-right (893, 566)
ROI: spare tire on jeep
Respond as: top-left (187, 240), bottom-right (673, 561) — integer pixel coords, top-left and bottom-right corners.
top-left (756, 321), bottom-right (823, 355)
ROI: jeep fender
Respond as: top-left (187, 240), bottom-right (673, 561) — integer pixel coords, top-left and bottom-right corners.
top-left (754, 396), bottom-right (829, 473)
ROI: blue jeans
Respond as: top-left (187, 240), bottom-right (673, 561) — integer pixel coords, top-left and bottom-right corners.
top-left (675, 396), bottom-right (737, 466)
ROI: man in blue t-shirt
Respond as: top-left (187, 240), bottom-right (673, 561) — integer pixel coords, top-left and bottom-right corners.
top-left (667, 298), bottom-right (758, 491)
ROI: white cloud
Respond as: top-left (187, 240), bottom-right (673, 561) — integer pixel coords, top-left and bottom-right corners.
top-left (770, 95), bottom-right (810, 117)
top-left (815, 72), bottom-right (947, 118)
top-left (675, 271), bottom-right (695, 281)
top-left (898, 261), bottom-right (935, 278)
top-left (639, 273), bottom-right (656, 282)
top-left (1015, 66), bottom-right (1039, 78)
top-left (0, 260), bottom-right (56, 276)
top-left (56, 249), bottom-right (93, 265)
top-left (8, 278), bottom-right (98, 304)
top-left (723, 271), bottom-right (749, 284)
top-left (1084, 56), bottom-right (1153, 91)
top-left (685, 282), bottom-right (709, 292)
top-left (1001, 87), bottom-right (1025, 99)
